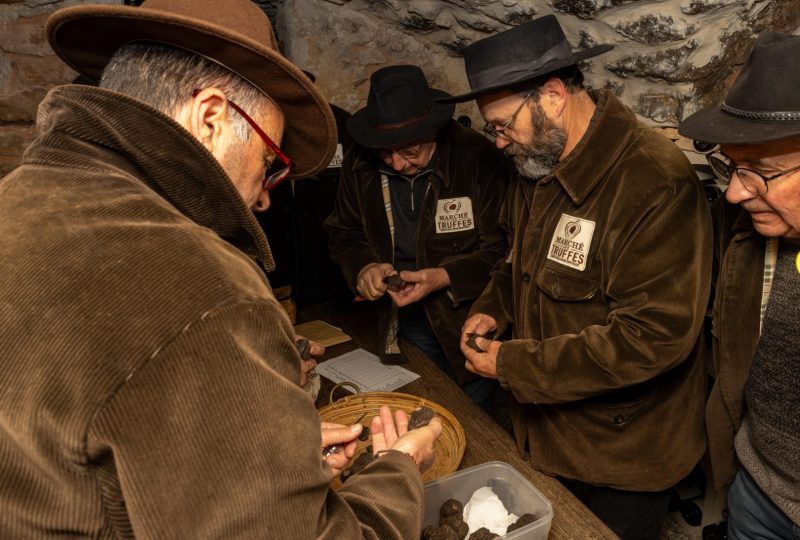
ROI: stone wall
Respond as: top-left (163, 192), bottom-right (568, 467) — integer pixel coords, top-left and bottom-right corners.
top-left (2, 0), bottom-right (799, 176)
top-left (277, 0), bottom-right (800, 135)
top-left (0, 0), bottom-right (118, 176)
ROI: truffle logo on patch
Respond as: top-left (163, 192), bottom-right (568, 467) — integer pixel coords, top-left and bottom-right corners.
top-left (547, 214), bottom-right (596, 271)
top-left (443, 200), bottom-right (462, 214)
top-left (565, 220), bottom-right (581, 240)
top-left (435, 197), bottom-right (474, 234)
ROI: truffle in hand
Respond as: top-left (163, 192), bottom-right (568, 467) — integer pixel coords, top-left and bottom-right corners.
top-left (408, 406), bottom-right (436, 430)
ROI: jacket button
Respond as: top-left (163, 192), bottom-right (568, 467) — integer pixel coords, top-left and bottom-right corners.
top-left (613, 414), bottom-right (626, 425)
top-left (521, 273), bottom-right (531, 283)
top-left (452, 244), bottom-right (460, 253)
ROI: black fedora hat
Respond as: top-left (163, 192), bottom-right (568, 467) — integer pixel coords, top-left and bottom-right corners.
top-left (679, 32), bottom-right (800, 145)
top-left (441, 15), bottom-right (613, 104)
top-left (347, 65), bottom-right (456, 149)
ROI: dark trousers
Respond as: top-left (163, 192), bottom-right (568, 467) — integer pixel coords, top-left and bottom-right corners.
top-left (728, 468), bottom-right (799, 539)
top-left (398, 305), bottom-right (497, 410)
top-left (559, 477), bottom-right (672, 540)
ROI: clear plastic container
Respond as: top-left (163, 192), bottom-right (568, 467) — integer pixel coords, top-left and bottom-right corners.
top-left (423, 461), bottom-right (554, 539)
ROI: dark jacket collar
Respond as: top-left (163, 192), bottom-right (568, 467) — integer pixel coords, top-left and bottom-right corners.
top-left (26, 85), bottom-right (274, 269)
top-left (553, 90), bottom-right (637, 205)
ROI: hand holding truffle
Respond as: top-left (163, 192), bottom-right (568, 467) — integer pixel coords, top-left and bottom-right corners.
top-left (460, 313), bottom-right (500, 379)
top-left (356, 262), bottom-right (397, 300)
top-left (372, 405), bottom-right (442, 472)
top-left (387, 267), bottom-right (451, 307)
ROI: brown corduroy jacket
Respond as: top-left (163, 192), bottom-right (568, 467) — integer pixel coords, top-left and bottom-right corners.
top-left (0, 85), bottom-right (423, 539)
top-left (324, 121), bottom-right (509, 384)
top-left (471, 91), bottom-right (713, 491)
top-left (705, 204), bottom-right (764, 491)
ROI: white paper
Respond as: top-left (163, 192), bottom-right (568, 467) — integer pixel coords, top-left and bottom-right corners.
top-left (314, 348), bottom-right (419, 393)
top-left (463, 486), bottom-right (519, 536)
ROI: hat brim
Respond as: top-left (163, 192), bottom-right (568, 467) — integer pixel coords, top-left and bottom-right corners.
top-left (439, 45), bottom-right (614, 104)
top-left (46, 6), bottom-right (336, 178)
top-left (347, 89), bottom-right (456, 149)
top-left (679, 105), bottom-right (800, 145)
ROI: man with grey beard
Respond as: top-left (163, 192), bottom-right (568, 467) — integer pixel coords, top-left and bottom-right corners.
top-left (442, 15), bottom-right (713, 540)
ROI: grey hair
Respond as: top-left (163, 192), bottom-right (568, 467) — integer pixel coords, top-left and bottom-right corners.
top-left (99, 42), bottom-right (264, 141)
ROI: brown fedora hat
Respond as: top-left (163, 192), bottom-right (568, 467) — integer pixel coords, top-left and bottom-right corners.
top-left (679, 32), bottom-right (800, 145)
top-left (46, 0), bottom-right (336, 178)
top-left (441, 15), bottom-right (613, 104)
top-left (347, 65), bottom-right (455, 149)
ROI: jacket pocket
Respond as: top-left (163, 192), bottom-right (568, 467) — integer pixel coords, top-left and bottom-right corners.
top-left (579, 385), bottom-right (663, 428)
top-left (426, 229), bottom-right (478, 256)
top-left (535, 265), bottom-right (599, 302)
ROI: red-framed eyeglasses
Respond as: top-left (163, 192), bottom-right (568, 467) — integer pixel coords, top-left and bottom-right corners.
top-left (192, 89), bottom-right (294, 191)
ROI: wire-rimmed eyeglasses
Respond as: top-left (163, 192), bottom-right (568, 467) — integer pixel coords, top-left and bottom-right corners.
top-left (377, 142), bottom-right (424, 161)
top-left (706, 153), bottom-right (800, 196)
top-left (482, 91), bottom-right (534, 142)
top-left (191, 89), bottom-right (294, 191)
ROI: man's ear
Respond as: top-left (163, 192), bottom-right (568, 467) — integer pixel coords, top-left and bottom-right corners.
top-left (179, 87), bottom-right (229, 155)
top-left (540, 77), bottom-right (568, 117)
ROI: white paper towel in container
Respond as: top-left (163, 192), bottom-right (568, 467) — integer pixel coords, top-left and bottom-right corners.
top-left (463, 486), bottom-right (519, 536)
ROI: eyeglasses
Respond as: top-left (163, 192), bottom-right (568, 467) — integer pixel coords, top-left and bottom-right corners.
top-left (482, 91), bottom-right (534, 142)
top-left (191, 89), bottom-right (294, 191)
top-left (377, 142), bottom-right (423, 161)
top-left (706, 154), bottom-right (800, 196)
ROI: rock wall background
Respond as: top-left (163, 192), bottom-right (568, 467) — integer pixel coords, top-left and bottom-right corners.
top-left (2, 0), bottom-right (799, 176)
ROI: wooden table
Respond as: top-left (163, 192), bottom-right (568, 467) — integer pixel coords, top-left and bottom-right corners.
top-left (304, 302), bottom-right (617, 539)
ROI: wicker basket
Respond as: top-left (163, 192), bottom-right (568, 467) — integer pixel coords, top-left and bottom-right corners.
top-left (319, 391), bottom-right (466, 488)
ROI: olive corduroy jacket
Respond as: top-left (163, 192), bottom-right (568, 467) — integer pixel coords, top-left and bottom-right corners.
top-left (0, 85), bottom-right (423, 539)
top-left (471, 91), bottom-right (713, 491)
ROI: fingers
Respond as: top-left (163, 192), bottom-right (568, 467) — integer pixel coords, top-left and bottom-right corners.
top-left (461, 313), bottom-right (497, 337)
top-left (320, 423), bottom-right (362, 448)
top-left (356, 263), bottom-right (397, 300)
top-left (390, 417), bottom-right (443, 472)
top-left (308, 340), bottom-right (325, 357)
top-left (395, 409), bottom-right (409, 438)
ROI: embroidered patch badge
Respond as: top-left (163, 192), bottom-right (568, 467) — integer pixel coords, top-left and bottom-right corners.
top-left (435, 197), bottom-right (475, 233)
top-left (326, 143), bottom-right (344, 169)
top-left (546, 213), bottom-right (596, 271)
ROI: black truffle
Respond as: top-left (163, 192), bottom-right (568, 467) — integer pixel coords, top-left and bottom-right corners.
top-left (341, 450), bottom-right (375, 482)
top-left (438, 515), bottom-right (468, 539)
top-left (383, 274), bottom-right (406, 291)
top-left (467, 528), bottom-right (498, 540)
top-left (408, 406), bottom-right (435, 430)
top-left (421, 524), bottom-right (458, 540)
top-left (439, 498), bottom-right (463, 518)
top-left (506, 512), bottom-right (537, 533)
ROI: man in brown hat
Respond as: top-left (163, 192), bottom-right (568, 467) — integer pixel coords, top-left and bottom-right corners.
top-left (0, 1), bottom-right (442, 538)
top-left (679, 32), bottom-right (800, 538)
top-left (324, 64), bottom-right (510, 411)
top-left (446, 15), bottom-right (713, 539)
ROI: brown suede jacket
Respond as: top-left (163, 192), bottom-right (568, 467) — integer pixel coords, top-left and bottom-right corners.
top-left (324, 121), bottom-right (509, 384)
top-left (0, 85), bottom-right (423, 539)
top-left (705, 203), bottom-right (764, 491)
top-left (471, 91), bottom-right (713, 491)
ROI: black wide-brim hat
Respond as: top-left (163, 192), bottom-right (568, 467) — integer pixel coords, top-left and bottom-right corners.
top-left (347, 65), bottom-right (456, 149)
top-left (441, 14), bottom-right (613, 104)
top-left (679, 32), bottom-right (800, 145)
top-left (45, 0), bottom-right (336, 179)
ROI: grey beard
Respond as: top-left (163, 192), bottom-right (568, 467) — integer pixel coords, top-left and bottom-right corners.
top-left (511, 126), bottom-right (566, 180)
top-left (509, 100), bottom-right (567, 180)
